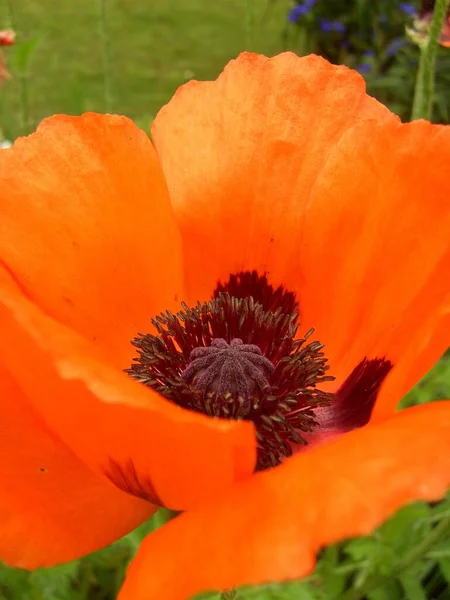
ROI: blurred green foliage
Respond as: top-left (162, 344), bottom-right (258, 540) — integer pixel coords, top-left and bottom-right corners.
top-left (0, 0), bottom-right (289, 139)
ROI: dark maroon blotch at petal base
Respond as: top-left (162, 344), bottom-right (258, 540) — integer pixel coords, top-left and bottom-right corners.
top-left (215, 271), bottom-right (299, 315)
top-left (307, 358), bottom-right (393, 440)
top-left (335, 358), bottom-right (393, 429)
top-left (104, 459), bottom-right (163, 506)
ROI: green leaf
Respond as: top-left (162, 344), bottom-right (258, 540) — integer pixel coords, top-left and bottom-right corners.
top-left (438, 557), bottom-right (450, 584)
top-left (315, 545), bottom-right (348, 598)
top-left (366, 580), bottom-right (402, 600)
top-left (399, 572), bottom-right (428, 600)
top-left (243, 581), bottom-right (318, 599)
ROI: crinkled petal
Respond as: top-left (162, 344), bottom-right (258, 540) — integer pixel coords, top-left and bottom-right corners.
top-left (120, 401), bottom-right (450, 600)
top-left (152, 52), bottom-right (450, 416)
top-left (0, 265), bottom-right (256, 511)
top-left (0, 362), bottom-right (153, 569)
top-left (0, 113), bottom-right (184, 369)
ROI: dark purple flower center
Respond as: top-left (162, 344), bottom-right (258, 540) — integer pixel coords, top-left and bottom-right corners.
top-left (125, 271), bottom-right (393, 477)
top-left (126, 284), bottom-right (335, 470)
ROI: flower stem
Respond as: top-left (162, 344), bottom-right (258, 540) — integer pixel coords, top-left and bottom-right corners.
top-left (221, 590), bottom-right (237, 600)
top-left (5, 0), bottom-right (14, 26)
top-left (341, 516), bottom-right (450, 600)
top-left (4, 0), bottom-right (30, 136)
top-left (98, 0), bottom-right (114, 112)
top-left (411, 0), bottom-right (450, 120)
top-left (244, 0), bottom-right (254, 51)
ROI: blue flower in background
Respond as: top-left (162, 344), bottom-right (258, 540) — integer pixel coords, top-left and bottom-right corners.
top-left (288, 4), bottom-right (310, 23)
top-left (386, 37), bottom-right (406, 56)
top-left (287, 0), bottom-right (318, 23)
top-left (357, 63), bottom-right (373, 74)
top-left (320, 19), bottom-right (346, 34)
top-left (357, 49), bottom-right (375, 74)
top-left (398, 2), bottom-right (416, 16)
top-left (333, 21), bottom-right (346, 34)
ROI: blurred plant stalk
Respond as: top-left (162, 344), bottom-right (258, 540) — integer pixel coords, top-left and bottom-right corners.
top-left (99, 0), bottom-right (114, 113)
top-left (411, 0), bottom-right (450, 120)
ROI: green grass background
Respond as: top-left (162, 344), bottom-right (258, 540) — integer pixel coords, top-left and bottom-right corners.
top-left (1, 1), bottom-right (450, 599)
top-left (0, 0), bottom-right (289, 138)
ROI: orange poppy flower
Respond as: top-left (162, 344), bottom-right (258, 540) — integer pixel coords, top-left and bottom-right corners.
top-left (0, 29), bottom-right (15, 46)
top-left (0, 30), bottom-right (14, 85)
top-left (1, 52), bottom-right (450, 597)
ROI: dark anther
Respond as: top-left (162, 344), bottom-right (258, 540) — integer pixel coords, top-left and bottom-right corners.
top-left (181, 338), bottom-right (275, 401)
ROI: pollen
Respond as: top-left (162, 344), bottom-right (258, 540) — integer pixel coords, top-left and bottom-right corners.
top-left (126, 290), bottom-right (335, 470)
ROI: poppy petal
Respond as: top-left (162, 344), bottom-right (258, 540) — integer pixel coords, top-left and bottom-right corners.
top-left (119, 401), bottom-right (450, 600)
top-left (299, 119), bottom-right (450, 393)
top-left (152, 52), bottom-right (450, 411)
top-left (151, 51), bottom-right (394, 307)
top-left (0, 266), bottom-right (256, 510)
top-left (373, 310), bottom-right (450, 421)
top-left (0, 363), bottom-right (153, 569)
top-left (0, 113), bottom-right (184, 370)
